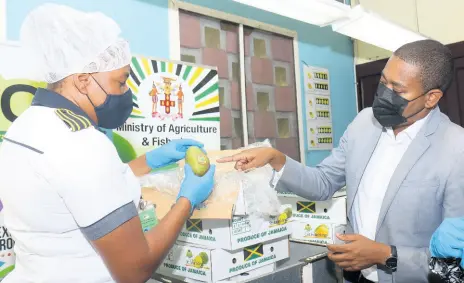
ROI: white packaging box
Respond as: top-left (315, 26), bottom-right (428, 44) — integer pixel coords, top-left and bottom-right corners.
top-left (278, 196), bottom-right (347, 225)
top-left (218, 263), bottom-right (275, 282)
top-left (157, 237), bottom-right (289, 283)
top-left (290, 220), bottom-right (346, 246)
top-left (277, 187), bottom-right (347, 198)
top-left (154, 263), bottom-right (275, 283)
top-left (178, 211), bottom-right (292, 251)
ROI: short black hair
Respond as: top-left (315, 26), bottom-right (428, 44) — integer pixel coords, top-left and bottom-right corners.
top-left (393, 39), bottom-right (454, 93)
top-left (47, 79), bottom-right (64, 92)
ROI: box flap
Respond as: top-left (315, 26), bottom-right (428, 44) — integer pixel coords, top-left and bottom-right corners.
top-left (175, 241), bottom-right (216, 251)
top-left (142, 149), bottom-right (242, 220)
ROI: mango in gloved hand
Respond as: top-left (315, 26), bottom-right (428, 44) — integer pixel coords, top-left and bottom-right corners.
top-left (146, 139), bottom-right (204, 169)
top-left (185, 146), bottom-right (210, 177)
top-left (177, 163), bottom-right (216, 212)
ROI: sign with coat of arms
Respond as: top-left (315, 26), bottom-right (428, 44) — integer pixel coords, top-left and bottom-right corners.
top-left (113, 56), bottom-right (221, 164)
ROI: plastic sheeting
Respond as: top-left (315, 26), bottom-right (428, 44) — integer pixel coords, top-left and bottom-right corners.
top-left (140, 140), bottom-right (281, 218)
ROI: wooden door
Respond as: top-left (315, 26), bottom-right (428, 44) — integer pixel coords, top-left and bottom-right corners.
top-left (356, 41), bottom-right (464, 127)
top-left (356, 58), bottom-right (387, 110)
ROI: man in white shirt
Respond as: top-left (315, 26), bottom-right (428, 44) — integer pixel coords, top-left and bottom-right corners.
top-left (218, 39), bottom-right (464, 283)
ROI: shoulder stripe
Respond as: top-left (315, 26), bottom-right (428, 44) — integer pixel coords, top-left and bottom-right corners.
top-left (65, 109), bottom-right (91, 128)
top-left (55, 109), bottom-right (92, 132)
top-left (55, 110), bottom-right (79, 131)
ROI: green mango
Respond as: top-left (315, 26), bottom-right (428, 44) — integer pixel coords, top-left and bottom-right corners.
top-left (185, 146), bottom-right (210, 177)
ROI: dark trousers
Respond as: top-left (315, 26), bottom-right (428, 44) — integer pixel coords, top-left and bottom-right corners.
top-left (343, 271), bottom-right (376, 283)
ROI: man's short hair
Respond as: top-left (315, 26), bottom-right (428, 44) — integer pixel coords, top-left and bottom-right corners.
top-left (393, 39), bottom-right (454, 93)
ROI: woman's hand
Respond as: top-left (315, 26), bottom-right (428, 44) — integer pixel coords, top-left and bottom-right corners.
top-left (177, 164), bottom-right (216, 212)
top-left (216, 147), bottom-right (286, 171)
top-left (146, 139), bottom-right (203, 169)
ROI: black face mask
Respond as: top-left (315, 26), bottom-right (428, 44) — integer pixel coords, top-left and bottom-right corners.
top-left (372, 83), bottom-right (425, 128)
top-left (88, 75), bottom-right (133, 129)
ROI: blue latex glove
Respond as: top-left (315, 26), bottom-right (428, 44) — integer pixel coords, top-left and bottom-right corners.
top-left (461, 250), bottom-right (464, 269)
top-left (177, 164), bottom-right (216, 211)
top-left (146, 139), bottom-right (204, 169)
top-left (430, 217), bottom-right (464, 267)
top-left (462, 250), bottom-right (464, 269)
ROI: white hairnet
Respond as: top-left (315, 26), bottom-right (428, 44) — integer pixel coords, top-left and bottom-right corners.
top-left (19, 3), bottom-right (131, 83)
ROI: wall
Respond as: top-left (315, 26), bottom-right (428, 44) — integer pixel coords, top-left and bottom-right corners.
top-left (6, 0), bottom-right (170, 59)
top-left (352, 0), bottom-right (464, 64)
top-left (0, 0), bottom-right (5, 41)
top-left (5, 0), bottom-right (357, 166)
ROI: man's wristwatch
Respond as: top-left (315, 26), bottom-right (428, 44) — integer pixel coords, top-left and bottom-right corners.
top-left (385, 245), bottom-right (398, 272)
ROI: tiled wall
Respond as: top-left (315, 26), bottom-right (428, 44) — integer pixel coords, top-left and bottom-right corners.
top-left (180, 12), bottom-right (244, 151)
top-left (244, 28), bottom-right (299, 161)
top-left (177, 0), bottom-right (357, 166)
top-left (179, 11), bottom-right (300, 161)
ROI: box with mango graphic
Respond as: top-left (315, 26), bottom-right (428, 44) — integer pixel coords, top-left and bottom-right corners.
top-left (278, 195), bottom-right (347, 225)
top-left (290, 221), bottom-right (346, 246)
top-left (154, 263), bottom-right (275, 282)
top-left (277, 187), bottom-right (347, 199)
top-left (176, 206), bottom-right (292, 250)
top-left (278, 194), bottom-right (347, 245)
top-left (157, 237), bottom-right (289, 283)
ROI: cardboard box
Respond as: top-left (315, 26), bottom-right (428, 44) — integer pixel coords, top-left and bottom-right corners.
top-left (177, 208), bottom-right (292, 250)
top-left (157, 237), bottom-right (289, 283)
top-left (152, 275), bottom-right (203, 283)
top-left (277, 187), bottom-right (347, 198)
top-left (218, 263), bottom-right (275, 282)
top-left (290, 220), bottom-right (346, 246)
top-left (278, 196), bottom-right (347, 225)
top-left (154, 264), bottom-right (275, 283)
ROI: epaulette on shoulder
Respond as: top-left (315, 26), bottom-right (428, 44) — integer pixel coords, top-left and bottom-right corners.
top-left (55, 108), bottom-right (92, 132)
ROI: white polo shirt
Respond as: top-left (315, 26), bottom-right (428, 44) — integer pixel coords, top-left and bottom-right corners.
top-left (0, 89), bottom-right (141, 283)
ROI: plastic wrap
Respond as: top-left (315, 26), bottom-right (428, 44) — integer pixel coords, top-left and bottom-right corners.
top-left (429, 257), bottom-right (464, 283)
top-left (139, 140), bottom-right (282, 218)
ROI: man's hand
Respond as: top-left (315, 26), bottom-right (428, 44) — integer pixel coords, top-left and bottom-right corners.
top-left (327, 234), bottom-right (391, 271)
top-left (216, 147), bottom-right (286, 172)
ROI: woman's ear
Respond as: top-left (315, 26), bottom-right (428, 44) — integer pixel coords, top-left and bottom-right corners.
top-left (73, 73), bottom-right (91, 94)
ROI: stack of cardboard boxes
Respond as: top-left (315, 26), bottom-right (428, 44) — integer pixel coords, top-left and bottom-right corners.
top-left (143, 148), bottom-right (349, 282)
top-left (143, 150), bottom-right (292, 283)
top-left (148, 188), bottom-right (348, 283)
top-left (277, 188), bottom-right (347, 246)
top-left (154, 204), bottom-right (292, 282)
top-left (150, 185), bottom-right (348, 283)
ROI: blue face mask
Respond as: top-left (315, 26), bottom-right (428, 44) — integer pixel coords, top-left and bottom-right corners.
top-left (89, 75), bottom-right (133, 129)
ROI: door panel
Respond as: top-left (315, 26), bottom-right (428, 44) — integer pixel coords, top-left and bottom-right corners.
top-left (356, 59), bottom-right (387, 110)
top-left (447, 57), bottom-right (464, 126)
top-left (358, 74), bottom-right (380, 109)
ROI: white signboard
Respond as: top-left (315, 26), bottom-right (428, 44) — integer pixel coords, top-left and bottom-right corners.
top-left (304, 65), bottom-right (333, 150)
top-left (113, 56), bottom-right (221, 166)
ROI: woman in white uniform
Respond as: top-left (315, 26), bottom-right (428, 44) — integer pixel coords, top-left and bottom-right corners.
top-left (0, 4), bottom-right (215, 283)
